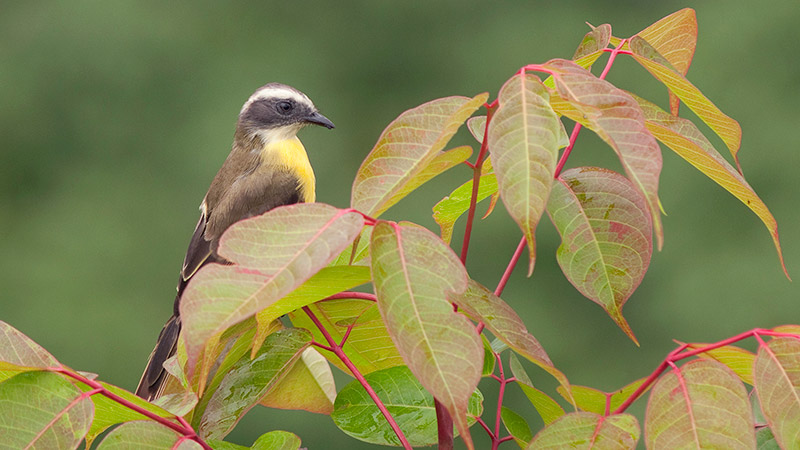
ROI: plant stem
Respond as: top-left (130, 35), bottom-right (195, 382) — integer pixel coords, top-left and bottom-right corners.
top-left (301, 306), bottom-right (412, 449)
top-left (612, 328), bottom-right (800, 415)
top-left (460, 101), bottom-right (498, 264)
top-left (53, 367), bottom-right (211, 450)
top-left (435, 400), bottom-right (454, 450)
top-left (495, 237), bottom-right (527, 297)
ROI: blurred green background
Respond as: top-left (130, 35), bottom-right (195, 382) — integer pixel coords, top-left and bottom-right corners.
top-left (1, 1), bottom-right (798, 448)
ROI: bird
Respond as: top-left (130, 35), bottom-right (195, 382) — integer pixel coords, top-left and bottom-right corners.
top-left (135, 83), bottom-right (334, 401)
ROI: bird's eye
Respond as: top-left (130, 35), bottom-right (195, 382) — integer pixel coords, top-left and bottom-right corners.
top-left (276, 101), bottom-right (293, 114)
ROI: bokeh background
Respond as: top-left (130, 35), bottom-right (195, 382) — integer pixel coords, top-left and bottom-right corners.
top-left (1, 1), bottom-right (798, 448)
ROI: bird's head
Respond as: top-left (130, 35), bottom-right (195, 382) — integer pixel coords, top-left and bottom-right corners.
top-left (238, 83), bottom-right (334, 143)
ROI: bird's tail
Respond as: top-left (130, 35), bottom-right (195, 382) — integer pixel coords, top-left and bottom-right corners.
top-left (135, 314), bottom-right (182, 401)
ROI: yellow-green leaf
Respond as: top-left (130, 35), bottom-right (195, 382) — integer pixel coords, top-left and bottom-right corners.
top-left (629, 36), bottom-right (742, 170)
top-left (634, 94), bottom-right (788, 278)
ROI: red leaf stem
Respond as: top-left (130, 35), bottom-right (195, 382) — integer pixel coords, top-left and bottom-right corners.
top-left (459, 101), bottom-right (499, 264)
top-left (494, 236), bottom-right (527, 297)
top-left (301, 306), bottom-right (412, 449)
top-left (51, 366), bottom-right (211, 450)
top-left (612, 328), bottom-right (800, 415)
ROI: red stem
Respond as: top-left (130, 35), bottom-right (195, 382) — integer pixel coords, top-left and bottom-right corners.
top-left (302, 306), bottom-right (412, 449)
top-left (612, 328), bottom-right (800, 415)
top-left (495, 237), bottom-right (527, 297)
top-left (53, 367), bottom-right (210, 449)
top-left (553, 123), bottom-right (583, 178)
top-left (460, 102), bottom-right (498, 264)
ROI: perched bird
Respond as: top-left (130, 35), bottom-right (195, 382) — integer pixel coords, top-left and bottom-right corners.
top-left (135, 83), bottom-right (334, 400)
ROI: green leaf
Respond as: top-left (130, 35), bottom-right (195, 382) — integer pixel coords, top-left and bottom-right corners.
top-left (509, 354), bottom-right (565, 425)
top-left (501, 406), bottom-right (533, 448)
top-left (542, 59), bottom-right (664, 250)
top-left (451, 280), bottom-right (572, 401)
top-left (756, 427), bottom-right (780, 450)
top-left (259, 347), bottom-right (336, 415)
top-left (481, 334), bottom-right (496, 377)
top-left (629, 36), bottom-right (742, 169)
top-left (290, 298), bottom-right (404, 374)
top-left (684, 342), bottom-right (756, 385)
top-left (250, 430), bottom-right (302, 450)
top-left (330, 227), bottom-right (372, 266)
top-left (207, 439), bottom-right (250, 450)
top-left (96, 420), bottom-right (202, 449)
top-left (432, 158), bottom-right (498, 244)
top-left (487, 73), bottom-right (567, 274)
top-left (0, 321), bottom-right (59, 368)
top-left (556, 378), bottom-right (647, 416)
top-left (547, 167), bottom-right (653, 343)
top-left (180, 204), bottom-right (363, 383)
top-left (632, 8), bottom-right (698, 114)
top-left (331, 365), bottom-right (483, 447)
top-left (351, 93), bottom-right (488, 217)
top-left (754, 337), bottom-right (800, 449)
top-left (633, 94), bottom-right (789, 278)
top-left (253, 265), bottom-right (372, 354)
top-left (370, 222), bottom-right (482, 449)
top-left (645, 359), bottom-right (755, 448)
top-left (196, 329), bottom-right (311, 440)
top-left (0, 371), bottom-right (93, 449)
top-left (528, 412), bottom-right (639, 449)
top-left (572, 24), bottom-right (612, 68)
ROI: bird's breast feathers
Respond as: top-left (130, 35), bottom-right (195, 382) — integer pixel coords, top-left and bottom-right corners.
top-left (259, 136), bottom-right (316, 203)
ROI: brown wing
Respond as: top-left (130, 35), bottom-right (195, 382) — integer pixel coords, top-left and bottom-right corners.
top-left (136, 168), bottom-right (304, 400)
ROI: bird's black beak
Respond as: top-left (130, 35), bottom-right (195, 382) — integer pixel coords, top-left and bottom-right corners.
top-left (305, 111), bottom-right (335, 129)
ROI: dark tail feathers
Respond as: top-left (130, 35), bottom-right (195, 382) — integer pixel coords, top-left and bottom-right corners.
top-left (135, 314), bottom-right (181, 400)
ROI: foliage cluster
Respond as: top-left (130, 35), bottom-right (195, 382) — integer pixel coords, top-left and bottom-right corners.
top-left (0, 9), bottom-right (796, 450)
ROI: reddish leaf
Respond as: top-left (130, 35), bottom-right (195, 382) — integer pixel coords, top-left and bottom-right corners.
top-left (488, 73), bottom-right (567, 274)
top-left (541, 59), bottom-right (664, 249)
top-left (754, 337), bottom-right (800, 448)
top-left (180, 204), bottom-right (363, 384)
top-left (634, 94), bottom-right (789, 278)
top-left (645, 359), bottom-right (755, 448)
top-left (0, 321), bottom-right (59, 368)
top-left (572, 24), bottom-right (612, 68)
top-left (528, 412), bottom-right (639, 449)
top-left (351, 94), bottom-right (487, 217)
top-left (547, 167), bottom-right (652, 343)
top-left (370, 222), bottom-right (482, 449)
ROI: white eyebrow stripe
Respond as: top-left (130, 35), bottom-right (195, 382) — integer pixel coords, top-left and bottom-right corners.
top-left (240, 87), bottom-right (314, 114)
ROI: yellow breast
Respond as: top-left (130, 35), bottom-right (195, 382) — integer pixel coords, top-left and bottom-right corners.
top-left (260, 137), bottom-right (316, 203)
